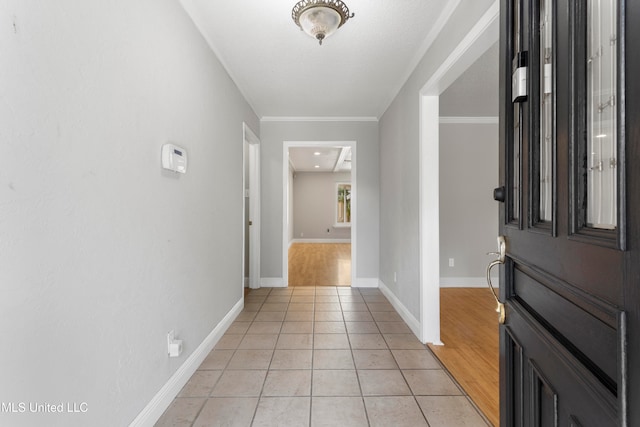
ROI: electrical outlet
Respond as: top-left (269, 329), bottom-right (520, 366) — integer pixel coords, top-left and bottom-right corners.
top-left (167, 330), bottom-right (183, 357)
top-left (167, 330), bottom-right (175, 349)
top-left (393, 272), bottom-right (397, 283)
top-left (449, 258), bottom-right (455, 267)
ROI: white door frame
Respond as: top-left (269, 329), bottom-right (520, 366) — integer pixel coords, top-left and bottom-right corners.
top-left (243, 123), bottom-right (261, 289)
top-left (283, 140), bottom-right (357, 287)
top-left (418, 2), bottom-right (499, 344)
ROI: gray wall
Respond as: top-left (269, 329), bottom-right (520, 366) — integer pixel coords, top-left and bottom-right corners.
top-left (439, 124), bottom-right (498, 279)
top-left (379, 0), bottom-right (496, 319)
top-left (260, 121), bottom-right (379, 284)
top-left (293, 172), bottom-right (352, 240)
top-left (439, 42), bottom-right (499, 117)
top-left (438, 42), bottom-right (499, 282)
top-left (0, 1), bottom-right (258, 426)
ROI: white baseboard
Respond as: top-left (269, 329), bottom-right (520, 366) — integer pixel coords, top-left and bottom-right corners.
top-left (440, 276), bottom-right (499, 288)
top-left (129, 298), bottom-right (243, 427)
top-left (352, 278), bottom-right (379, 288)
top-left (378, 280), bottom-right (421, 339)
top-left (290, 238), bottom-right (351, 244)
top-left (260, 277), bottom-right (287, 288)
top-left (244, 277), bottom-right (249, 287)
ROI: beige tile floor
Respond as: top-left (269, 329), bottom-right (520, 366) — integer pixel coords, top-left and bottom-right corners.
top-left (155, 287), bottom-right (489, 427)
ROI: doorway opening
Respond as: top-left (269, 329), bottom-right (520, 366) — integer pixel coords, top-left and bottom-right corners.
top-left (417, 2), bottom-right (499, 424)
top-left (283, 141), bottom-right (356, 287)
top-left (242, 123), bottom-right (261, 291)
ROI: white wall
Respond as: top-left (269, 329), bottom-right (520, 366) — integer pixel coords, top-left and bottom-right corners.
top-left (293, 172), bottom-right (351, 240)
top-left (379, 0), bottom-right (496, 320)
top-left (260, 121), bottom-right (379, 285)
top-left (0, 1), bottom-right (258, 426)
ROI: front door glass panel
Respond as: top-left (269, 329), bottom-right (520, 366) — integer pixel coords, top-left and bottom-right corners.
top-left (539, 0), bottom-right (553, 223)
top-left (511, 0), bottom-right (522, 223)
top-left (586, 0), bottom-right (617, 230)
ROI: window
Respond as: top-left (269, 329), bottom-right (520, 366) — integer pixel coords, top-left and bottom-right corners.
top-left (335, 183), bottom-right (351, 227)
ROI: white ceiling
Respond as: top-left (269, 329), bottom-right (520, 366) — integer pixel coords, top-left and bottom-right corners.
top-left (179, 0), bottom-right (457, 119)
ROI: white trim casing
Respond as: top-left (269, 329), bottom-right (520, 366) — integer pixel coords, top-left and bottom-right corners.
top-left (419, 96), bottom-right (441, 345)
top-left (417, 0), bottom-right (499, 346)
top-left (243, 123), bottom-right (261, 290)
top-left (130, 299), bottom-right (243, 426)
top-left (420, 1), bottom-right (500, 96)
top-left (283, 141), bottom-right (357, 289)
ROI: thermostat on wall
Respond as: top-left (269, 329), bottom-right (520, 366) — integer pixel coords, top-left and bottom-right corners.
top-left (162, 144), bottom-right (188, 174)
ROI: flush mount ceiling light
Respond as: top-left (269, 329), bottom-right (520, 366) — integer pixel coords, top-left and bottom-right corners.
top-left (292, 0), bottom-right (355, 45)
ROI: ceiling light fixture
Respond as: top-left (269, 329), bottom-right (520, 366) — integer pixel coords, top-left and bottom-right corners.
top-left (292, 0), bottom-right (355, 45)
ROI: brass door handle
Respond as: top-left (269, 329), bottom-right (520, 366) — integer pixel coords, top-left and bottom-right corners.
top-left (486, 236), bottom-right (506, 324)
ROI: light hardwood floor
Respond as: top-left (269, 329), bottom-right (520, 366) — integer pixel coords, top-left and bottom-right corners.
top-left (428, 288), bottom-right (500, 426)
top-left (288, 243), bottom-right (351, 286)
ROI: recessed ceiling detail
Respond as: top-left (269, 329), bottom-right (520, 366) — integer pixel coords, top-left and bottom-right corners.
top-left (289, 146), bottom-right (351, 172)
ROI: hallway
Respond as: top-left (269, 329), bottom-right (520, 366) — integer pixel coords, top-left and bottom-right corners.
top-left (156, 286), bottom-right (489, 426)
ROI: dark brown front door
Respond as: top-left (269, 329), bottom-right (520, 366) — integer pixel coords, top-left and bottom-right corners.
top-left (498, 0), bottom-right (640, 425)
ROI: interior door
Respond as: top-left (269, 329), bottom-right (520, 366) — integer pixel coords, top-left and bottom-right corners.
top-left (498, 0), bottom-right (640, 425)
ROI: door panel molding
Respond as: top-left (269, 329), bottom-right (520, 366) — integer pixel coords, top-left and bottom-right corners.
top-left (511, 261), bottom-right (619, 327)
top-left (508, 303), bottom-right (619, 425)
top-left (529, 360), bottom-right (559, 427)
top-left (513, 265), bottom-right (619, 390)
top-left (502, 327), bottom-right (525, 426)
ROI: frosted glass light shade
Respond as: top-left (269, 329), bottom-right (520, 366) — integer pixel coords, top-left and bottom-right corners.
top-left (292, 0), bottom-right (354, 45)
top-left (299, 7), bottom-right (341, 44)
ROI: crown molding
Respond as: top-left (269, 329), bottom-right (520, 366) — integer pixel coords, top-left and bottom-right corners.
top-left (379, 0), bottom-right (462, 118)
top-left (261, 116), bottom-right (378, 122)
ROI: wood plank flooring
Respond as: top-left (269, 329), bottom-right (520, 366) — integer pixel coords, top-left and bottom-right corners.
top-left (288, 243), bottom-right (351, 286)
top-left (428, 288), bottom-right (500, 426)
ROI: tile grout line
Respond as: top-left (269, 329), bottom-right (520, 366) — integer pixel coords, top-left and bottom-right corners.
top-left (166, 285), bottom-right (489, 426)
